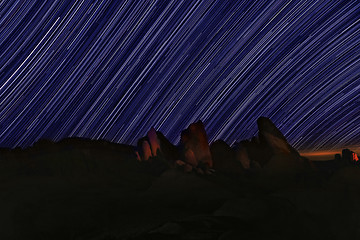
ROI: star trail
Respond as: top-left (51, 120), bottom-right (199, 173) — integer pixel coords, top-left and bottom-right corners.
top-left (0, 0), bottom-right (359, 152)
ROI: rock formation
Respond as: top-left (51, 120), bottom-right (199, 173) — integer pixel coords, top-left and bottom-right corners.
top-left (180, 121), bottom-right (213, 169)
top-left (210, 140), bottom-right (244, 174)
top-left (147, 127), bottom-right (161, 156)
top-left (257, 117), bottom-right (299, 156)
top-left (156, 131), bottom-right (180, 163)
top-left (234, 143), bottom-right (251, 169)
top-left (234, 138), bottom-right (271, 168)
top-left (136, 117), bottom-right (312, 174)
top-left (142, 140), bottom-right (152, 161)
top-left (137, 138), bottom-right (153, 161)
top-left (342, 148), bottom-right (359, 164)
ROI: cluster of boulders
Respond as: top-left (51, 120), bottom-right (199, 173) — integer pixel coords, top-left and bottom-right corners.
top-left (135, 121), bottom-right (214, 174)
top-left (136, 128), bottom-right (161, 161)
top-left (177, 121), bottom-right (213, 174)
top-left (135, 117), bottom-right (310, 175)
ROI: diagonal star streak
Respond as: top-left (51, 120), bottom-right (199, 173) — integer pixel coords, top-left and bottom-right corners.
top-left (0, 0), bottom-right (359, 153)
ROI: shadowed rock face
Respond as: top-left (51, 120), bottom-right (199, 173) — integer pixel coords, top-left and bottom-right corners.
top-left (235, 139), bottom-right (272, 168)
top-left (156, 131), bottom-right (180, 163)
top-left (234, 143), bottom-right (251, 169)
top-left (257, 117), bottom-right (297, 155)
top-left (180, 121), bottom-right (213, 168)
top-left (253, 117), bottom-right (309, 175)
top-left (210, 140), bottom-right (244, 174)
top-left (257, 117), bottom-right (287, 142)
top-left (232, 117), bottom-right (304, 171)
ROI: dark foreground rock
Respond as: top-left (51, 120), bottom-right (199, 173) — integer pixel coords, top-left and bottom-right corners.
top-left (1, 141), bottom-right (360, 240)
top-left (0, 118), bottom-right (358, 240)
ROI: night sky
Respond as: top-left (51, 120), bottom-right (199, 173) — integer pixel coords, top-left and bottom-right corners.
top-left (0, 0), bottom-right (359, 152)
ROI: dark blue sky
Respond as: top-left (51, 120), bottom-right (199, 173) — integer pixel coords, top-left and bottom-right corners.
top-left (0, 0), bottom-right (359, 152)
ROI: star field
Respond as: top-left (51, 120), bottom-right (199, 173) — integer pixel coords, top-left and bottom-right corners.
top-left (0, 0), bottom-right (359, 152)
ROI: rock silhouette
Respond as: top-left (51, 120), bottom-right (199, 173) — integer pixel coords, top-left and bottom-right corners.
top-left (0, 117), bottom-right (359, 239)
top-left (134, 117), bottom-right (313, 174)
top-left (234, 142), bottom-right (251, 169)
top-left (257, 117), bottom-right (301, 156)
top-left (210, 140), bottom-right (244, 174)
top-left (231, 117), bottom-right (308, 175)
top-left (155, 131), bottom-right (180, 162)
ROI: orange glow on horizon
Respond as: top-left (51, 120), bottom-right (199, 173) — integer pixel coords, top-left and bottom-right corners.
top-left (300, 147), bottom-right (360, 161)
top-left (301, 151), bottom-right (339, 156)
top-left (300, 150), bottom-right (340, 158)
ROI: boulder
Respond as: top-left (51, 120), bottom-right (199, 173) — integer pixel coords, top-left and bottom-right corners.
top-left (180, 121), bottom-right (213, 168)
top-left (141, 140), bottom-right (152, 161)
top-left (147, 127), bottom-right (161, 156)
top-left (257, 117), bottom-right (299, 156)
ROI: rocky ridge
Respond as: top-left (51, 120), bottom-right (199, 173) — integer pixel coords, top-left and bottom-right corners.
top-left (135, 117), bottom-right (311, 175)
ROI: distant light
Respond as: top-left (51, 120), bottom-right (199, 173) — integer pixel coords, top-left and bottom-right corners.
top-left (353, 153), bottom-right (359, 162)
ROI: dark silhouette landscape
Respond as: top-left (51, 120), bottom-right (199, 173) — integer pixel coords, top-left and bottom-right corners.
top-left (0, 117), bottom-right (359, 240)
